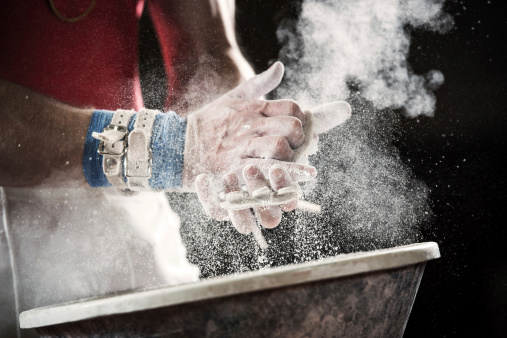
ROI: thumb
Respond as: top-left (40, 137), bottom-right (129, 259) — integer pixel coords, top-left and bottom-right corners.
top-left (310, 101), bottom-right (352, 134)
top-left (226, 61), bottom-right (285, 99)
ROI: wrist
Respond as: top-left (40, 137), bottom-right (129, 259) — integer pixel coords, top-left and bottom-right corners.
top-left (82, 109), bottom-right (187, 191)
top-left (181, 113), bottom-right (201, 190)
top-left (150, 112), bottom-right (187, 190)
top-left (82, 110), bottom-right (115, 187)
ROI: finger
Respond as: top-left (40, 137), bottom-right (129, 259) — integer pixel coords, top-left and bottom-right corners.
top-left (223, 173), bottom-right (256, 234)
top-left (195, 174), bottom-right (228, 221)
top-left (243, 165), bottom-right (282, 229)
top-left (245, 136), bottom-right (294, 161)
top-left (310, 101), bottom-right (352, 134)
top-left (269, 165), bottom-right (298, 212)
top-left (253, 116), bottom-right (304, 148)
top-left (226, 61), bottom-right (285, 99)
top-left (241, 159), bottom-right (317, 182)
top-left (260, 99), bottom-right (306, 125)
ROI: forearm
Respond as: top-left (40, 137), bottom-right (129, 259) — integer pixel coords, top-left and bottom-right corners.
top-left (0, 79), bottom-right (92, 187)
top-left (148, 0), bottom-right (255, 113)
top-left (149, 0), bottom-right (235, 58)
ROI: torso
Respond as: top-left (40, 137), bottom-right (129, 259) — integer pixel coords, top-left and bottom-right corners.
top-left (0, 0), bottom-right (144, 109)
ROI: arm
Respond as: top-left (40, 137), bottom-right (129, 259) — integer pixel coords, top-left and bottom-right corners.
top-left (0, 67), bottom-right (317, 192)
top-left (148, 0), bottom-right (255, 113)
top-left (0, 79), bottom-right (91, 187)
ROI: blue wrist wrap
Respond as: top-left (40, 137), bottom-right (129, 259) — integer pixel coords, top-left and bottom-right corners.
top-left (82, 110), bottom-right (186, 190)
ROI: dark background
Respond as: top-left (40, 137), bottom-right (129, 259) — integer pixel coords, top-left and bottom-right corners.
top-left (140, 0), bottom-right (506, 336)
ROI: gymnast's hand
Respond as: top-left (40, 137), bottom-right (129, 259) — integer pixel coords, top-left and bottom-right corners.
top-left (191, 62), bottom-right (351, 234)
top-left (182, 62), bottom-right (317, 190)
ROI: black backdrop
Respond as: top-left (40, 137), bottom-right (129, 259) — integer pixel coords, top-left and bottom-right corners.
top-left (140, 0), bottom-right (507, 336)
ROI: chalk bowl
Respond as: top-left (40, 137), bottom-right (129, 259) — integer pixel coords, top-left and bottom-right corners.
top-left (20, 242), bottom-right (439, 337)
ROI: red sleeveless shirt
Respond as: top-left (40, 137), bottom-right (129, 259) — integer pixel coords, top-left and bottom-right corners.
top-left (0, 0), bottom-right (175, 110)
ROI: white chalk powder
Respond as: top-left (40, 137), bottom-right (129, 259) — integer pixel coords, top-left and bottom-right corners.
top-left (175, 0), bottom-right (451, 278)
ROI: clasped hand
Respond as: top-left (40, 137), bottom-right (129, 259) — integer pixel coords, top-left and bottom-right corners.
top-left (182, 62), bottom-right (351, 234)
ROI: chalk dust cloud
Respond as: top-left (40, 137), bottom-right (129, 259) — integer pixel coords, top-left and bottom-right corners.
top-left (178, 0), bottom-right (453, 275)
top-left (276, 0), bottom-right (453, 116)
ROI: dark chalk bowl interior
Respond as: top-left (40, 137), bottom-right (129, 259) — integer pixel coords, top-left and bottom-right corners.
top-left (20, 242), bottom-right (439, 337)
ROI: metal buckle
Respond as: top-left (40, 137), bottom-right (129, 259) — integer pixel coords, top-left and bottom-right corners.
top-left (97, 125), bottom-right (129, 156)
top-left (124, 149), bottom-right (153, 178)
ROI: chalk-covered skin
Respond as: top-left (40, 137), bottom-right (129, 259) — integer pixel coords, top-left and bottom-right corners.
top-left (183, 62), bottom-right (317, 189)
top-left (194, 63), bottom-right (352, 233)
top-left (196, 164), bottom-right (301, 234)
